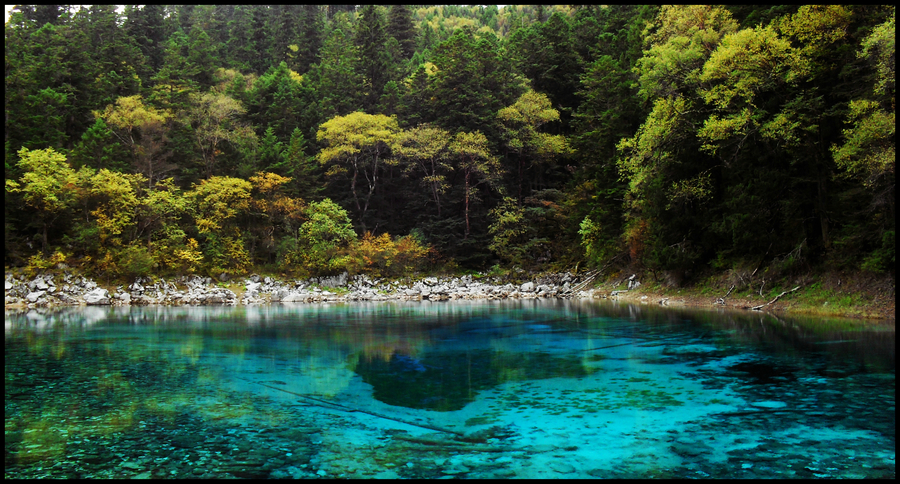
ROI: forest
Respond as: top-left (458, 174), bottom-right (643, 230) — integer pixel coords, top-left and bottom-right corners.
top-left (4, 5), bottom-right (895, 284)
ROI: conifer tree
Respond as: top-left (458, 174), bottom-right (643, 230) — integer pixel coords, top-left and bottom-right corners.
top-left (296, 6), bottom-right (326, 75)
top-left (310, 16), bottom-right (364, 120)
top-left (355, 5), bottom-right (392, 113)
top-left (388, 5), bottom-right (418, 60)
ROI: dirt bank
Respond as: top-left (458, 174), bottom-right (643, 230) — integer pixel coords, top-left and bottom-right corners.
top-left (594, 281), bottom-right (894, 323)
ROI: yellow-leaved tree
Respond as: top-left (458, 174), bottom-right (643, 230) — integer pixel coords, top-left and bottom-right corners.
top-left (448, 131), bottom-right (503, 239)
top-left (95, 95), bottom-right (175, 189)
top-left (317, 111), bottom-right (400, 230)
top-left (498, 90), bottom-right (572, 203)
top-left (391, 124), bottom-right (453, 217)
top-left (185, 176), bottom-right (253, 273)
top-left (6, 148), bottom-right (93, 254)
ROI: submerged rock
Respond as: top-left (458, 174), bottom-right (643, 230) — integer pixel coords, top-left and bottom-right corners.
top-left (549, 462), bottom-right (576, 474)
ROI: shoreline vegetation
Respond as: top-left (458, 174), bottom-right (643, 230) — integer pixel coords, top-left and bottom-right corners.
top-left (5, 6), bottom-right (895, 315)
top-left (5, 267), bottom-right (894, 323)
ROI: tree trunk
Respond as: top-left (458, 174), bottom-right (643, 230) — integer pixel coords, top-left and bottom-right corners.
top-left (817, 169), bottom-right (830, 248)
top-left (464, 170), bottom-right (471, 239)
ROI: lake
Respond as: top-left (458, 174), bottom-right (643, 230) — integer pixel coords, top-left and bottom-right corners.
top-left (4, 300), bottom-right (895, 478)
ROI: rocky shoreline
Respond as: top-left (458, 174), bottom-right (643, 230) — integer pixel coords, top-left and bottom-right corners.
top-left (5, 271), bottom-right (602, 309)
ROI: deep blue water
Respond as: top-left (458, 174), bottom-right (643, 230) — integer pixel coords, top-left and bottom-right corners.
top-left (5, 300), bottom-right (895, 478)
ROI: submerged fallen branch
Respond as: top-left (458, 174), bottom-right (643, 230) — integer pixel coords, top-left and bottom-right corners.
top-left (238, 378), bottom-right (467, 438)
top-left (391, 434), bottom-right (512, 452)
top-left (751, 286), bottom-right (801, 311)
top-left (713, 408), bottom-right (806, 417)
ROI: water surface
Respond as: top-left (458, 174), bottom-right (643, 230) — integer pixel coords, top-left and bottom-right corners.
top-left (5, 300), bottom-right (895, 478)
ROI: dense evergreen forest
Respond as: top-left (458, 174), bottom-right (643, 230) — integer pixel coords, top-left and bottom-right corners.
top-left (4, 5), bottom-right (895, 284)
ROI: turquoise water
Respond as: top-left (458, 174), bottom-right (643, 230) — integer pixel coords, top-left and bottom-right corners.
top-left (5, 300), bottom-right (895, 478)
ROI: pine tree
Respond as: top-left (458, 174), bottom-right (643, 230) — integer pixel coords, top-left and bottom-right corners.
top-left (388, 5), bottom-right (418, 60)
top-left (247, 62), bottom-right (306, 141)
top-left (186, 24), bottom-right (219, 88)
top-left (70, 118), bottom-right (131, 172)
top-left (280, 128), bottom-right (324, 201)
top-left (224, 5), bottom-right (259, 73)
top-left (427, 28), bottom-right (527, 143)
top-left (296, 6), bottom-right (325, 75)
top-left (82, 5), bottom-right (146, 108)
top-left (309, 16), bottom-right (364, 120)
top-left (271, 5), bottom-right (303, 72)
top-left (355, 5), bottom-right (392, 113)
top-left (124, 5), bottom-right (167, 74)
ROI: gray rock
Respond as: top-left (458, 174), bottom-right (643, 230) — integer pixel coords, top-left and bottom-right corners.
top-left (520, 282), bottom-right (535, 292)
top-left (83, 288), bottom-right (111, 305)
top-left (25, 290), bottom-right (46, 303)
top-left (317, 271), bottom-right (348, 287)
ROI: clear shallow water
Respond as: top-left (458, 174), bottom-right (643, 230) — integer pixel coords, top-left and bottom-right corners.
top-left (5, 300), bottom-right (895, 479)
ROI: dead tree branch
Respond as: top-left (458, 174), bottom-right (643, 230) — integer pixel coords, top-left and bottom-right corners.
top-left (751, 286), bottom-right (801, 311)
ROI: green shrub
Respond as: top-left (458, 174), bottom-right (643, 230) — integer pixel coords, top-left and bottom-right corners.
top-left (861, 231), bottom-right (894, 273)
top-left (117, 245), bottom-right (155, 279)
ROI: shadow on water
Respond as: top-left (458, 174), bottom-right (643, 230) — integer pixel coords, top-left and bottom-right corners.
top-left (353, 349), bottom-right (596, 411)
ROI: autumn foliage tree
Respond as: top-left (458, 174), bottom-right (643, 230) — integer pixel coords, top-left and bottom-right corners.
top-left (6, 148), bottom-right (88, 253)
top-left (185, 176), bottom-right (253, 273)
top-left (448, 131), bottom-right (503, 239)
top-left (316, 112), bottom-right (400, 231)
top-left (4, 5), bottom-right (894, 279)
